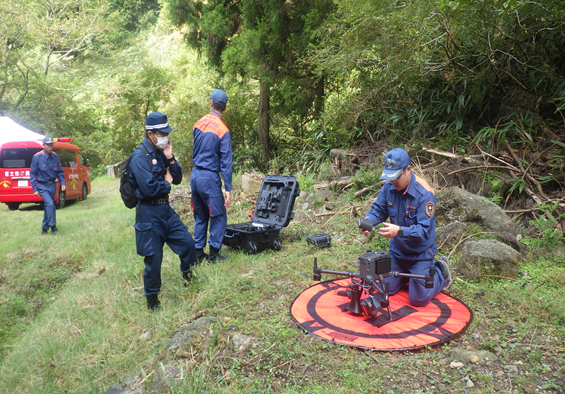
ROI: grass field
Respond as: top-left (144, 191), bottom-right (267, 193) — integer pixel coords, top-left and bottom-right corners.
top-left (0, 175), bottom-right (564, 393)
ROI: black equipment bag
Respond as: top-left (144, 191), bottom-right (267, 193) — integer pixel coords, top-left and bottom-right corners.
top-left (119, 144), bottom-right (152, 209)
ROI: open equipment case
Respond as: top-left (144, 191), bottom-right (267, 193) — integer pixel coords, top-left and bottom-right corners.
top-left (223, 175), bottom-right (300, 253)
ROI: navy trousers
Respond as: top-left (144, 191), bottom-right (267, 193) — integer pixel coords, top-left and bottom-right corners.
top-left (190, 168), bottom-right (227, 250)
top-left (37, 183), bottom-right (57, 231)
top-left (134, 204), bottom-right (196, 295)
top-left (385, 254), bottom-right (446, 307)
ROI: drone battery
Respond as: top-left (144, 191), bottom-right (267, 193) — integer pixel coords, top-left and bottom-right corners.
top-left (306, 233), bottom-right (332, 248)
top-left (358, 250), bottom-right (391, 277)
top-left (223, 175), bottom-right (300, 254)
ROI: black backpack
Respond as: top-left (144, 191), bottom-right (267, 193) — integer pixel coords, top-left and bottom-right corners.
top-left (120, 144), bottom-right (152, 209)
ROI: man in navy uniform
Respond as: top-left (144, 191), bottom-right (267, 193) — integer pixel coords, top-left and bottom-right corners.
top-left (191, 89), bottom-right (233, 263)
top-left (30, 136), bottom-right (66, 235)
top-left (130, 112), bottom-right (197, 310)
top-left (359, 148), bottom-right (452, 307)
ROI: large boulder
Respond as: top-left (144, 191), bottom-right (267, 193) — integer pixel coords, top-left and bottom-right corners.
top-left (436, 220), bottom-right (469, 250)
top-left (436, 187), bottom-right (524, 251)
top-left (456, 239), bottom-right (524, 279)
top-left (166, 316), bottom-right (213, 354)
top-left (241, 174), bottom-right (262, 194)
top-left (103, 375), bottom-right (145, 394)
top-left (151, 364), bottom-right (182, 394)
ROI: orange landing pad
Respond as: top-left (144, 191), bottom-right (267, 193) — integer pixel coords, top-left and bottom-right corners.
top-left (290, 279), bottom-right (473, 351)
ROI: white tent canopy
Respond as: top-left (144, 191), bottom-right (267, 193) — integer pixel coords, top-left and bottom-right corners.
top-left (0, 116), bottom-right (45, 145)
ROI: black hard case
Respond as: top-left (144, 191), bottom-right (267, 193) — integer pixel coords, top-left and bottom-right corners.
top-left (223, 175), bottom-right (300, 253)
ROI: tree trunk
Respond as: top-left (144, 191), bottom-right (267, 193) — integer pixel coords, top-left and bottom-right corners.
top-left (313, 74), bottom-right (325, 120)
top-left (258, 79), bottom-right (270, 163)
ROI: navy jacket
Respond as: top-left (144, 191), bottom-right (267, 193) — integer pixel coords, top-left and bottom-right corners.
top-left (192, 110), bottom-right (233, 191)
top-left (129, 138), bottom-right (182, 200)
top-left (366, 172), bottom-right (437, 260)
top-left (30, 150), bottom-right (65, 192)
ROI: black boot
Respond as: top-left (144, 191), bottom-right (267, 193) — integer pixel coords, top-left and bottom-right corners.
top-left (146, 294), bottom-right (160, 310)
top-left (195, 248), bottom-right (208, 263)
top-left (208, 246), bottom-right (229, 263)
top-left (182, 271), bottom-right (193, 286)
top-left (51, 226), bottom-right (60, 236)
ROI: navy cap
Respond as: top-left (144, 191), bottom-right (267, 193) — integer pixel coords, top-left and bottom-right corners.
top-left (380, 148), bottom-right (410, 180)
top-left (43, 136), bottom-right (54, 144)
top-left (145, 112), bottom-right (172, 133)
top-left (210, 89), bottom-right (228, 107)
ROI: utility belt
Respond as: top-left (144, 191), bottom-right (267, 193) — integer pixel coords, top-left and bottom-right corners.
top-left (139, 197), bottom-right (169, 206)
top-left (38, 180), bottom-right (55, 185)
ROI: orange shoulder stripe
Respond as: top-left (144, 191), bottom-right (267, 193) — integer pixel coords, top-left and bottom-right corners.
top-left (194, 113), bottom-right (229, 138)
top-left (415, 175), bottom-right (435, 195)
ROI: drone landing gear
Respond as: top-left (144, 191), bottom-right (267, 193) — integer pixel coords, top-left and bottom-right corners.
top-left (343, 280), bottom-right (392, 321)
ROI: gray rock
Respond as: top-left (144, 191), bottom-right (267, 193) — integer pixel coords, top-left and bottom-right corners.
top-left (232, 333), bottom-right (254, 353)
top-left (139, 330), bottom-right (152, 342)
top-left (241, 174), bottom-right (262, 194)
top-left (103, 375), bottom-right (145, 394)
top-left (450, 349), bottom-right (498, 365)
top-left (505, 364), bottom-right (519, 375)
top-left (456, 239), bottom-right (523, 279)
top-left (436, 187), bottom-right (524, 251)
top-left (315, 189), bottom-right (331, 202)
top-left (552, 246), bottom-right (565, 259)
top-left (297, 190), bottom-right (310, 203)
top-left (151, 364), bottom-right (182, 394)
top-left (166, 317), bottom-right (213, 353)
top-left (436, 221), bottom-right (469, 249)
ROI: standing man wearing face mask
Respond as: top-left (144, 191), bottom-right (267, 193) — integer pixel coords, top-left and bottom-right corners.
top-left (129, 112), bottom-right (197, 310)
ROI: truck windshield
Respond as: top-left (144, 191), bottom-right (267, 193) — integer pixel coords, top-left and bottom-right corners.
top-left (0, 148), bottom-right (42, 168)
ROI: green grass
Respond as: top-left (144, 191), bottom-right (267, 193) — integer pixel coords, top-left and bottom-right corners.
top-left (0, 175), bottom-right (564, 393)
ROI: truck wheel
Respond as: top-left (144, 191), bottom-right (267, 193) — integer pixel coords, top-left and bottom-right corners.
top-left (7, 203), bottom-right (20, 211)
top-left (272, 239), bottom-right (282, 251)
top-left (81, 183), bottom-right (88, 201)
top-left (56, 189), bottom-right (66, 209)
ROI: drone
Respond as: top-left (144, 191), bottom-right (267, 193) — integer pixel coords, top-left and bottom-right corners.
top-left (312, 250), bottom-right (435, 322)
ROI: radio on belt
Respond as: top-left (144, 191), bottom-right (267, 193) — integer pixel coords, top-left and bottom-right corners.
top-left (306, 233), bottom-right (332, 248)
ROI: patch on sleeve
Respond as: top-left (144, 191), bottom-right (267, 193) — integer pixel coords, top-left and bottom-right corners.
top-left (425, 202), bottom-right (435, 217)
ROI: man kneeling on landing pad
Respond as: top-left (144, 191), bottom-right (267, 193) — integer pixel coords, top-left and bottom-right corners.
top-left (359, 148), bottom-right (452, 307)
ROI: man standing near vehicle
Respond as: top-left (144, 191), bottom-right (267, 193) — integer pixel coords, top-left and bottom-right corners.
top-left (359, 148), bottom-right (452, 307)
top-left (191, 89), bottom-right (233, 263)
top-left (30, 136), bottom-right (66, 235)
top-left (130, 112), bottom-right (197, 310)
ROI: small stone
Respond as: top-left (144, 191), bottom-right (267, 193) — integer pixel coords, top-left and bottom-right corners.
top-left (506, 365), bottom-right (519, 374)
top-left (438, 358), bottom-right (449, 366)
top-left (466, 379), bottom-right (474, 388)
top-left (416, 359), bottom-right (429, 367)
top-left (469, 355), bottom-right (480, 364)
top-left (139, 330), bottom-right (152, 341)
top-left (450, 361), bottom-right (464, 369)
top-left (496, 371), bottom-right (504, 377)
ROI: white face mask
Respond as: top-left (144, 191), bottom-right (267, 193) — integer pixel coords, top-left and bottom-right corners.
top-left (152, 133), bottom-right (169, 150)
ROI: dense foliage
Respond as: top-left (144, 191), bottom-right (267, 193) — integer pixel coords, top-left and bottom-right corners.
top-left (0, 0), bottom-right (563, 174)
